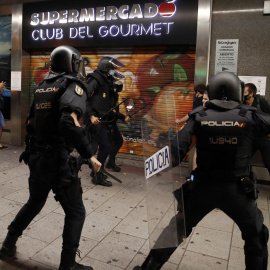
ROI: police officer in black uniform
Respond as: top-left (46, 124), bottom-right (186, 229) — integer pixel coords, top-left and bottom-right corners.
top-left (83, 56), bottom-right (129, 186)
top-left (105, 76), bottom-right (130, 172)
top-left (133, 72), bottom-right (269, 270)
top-left (0, 46), bottom-right (101, 270)
top-left (244, 82), bottom-right (270, 174)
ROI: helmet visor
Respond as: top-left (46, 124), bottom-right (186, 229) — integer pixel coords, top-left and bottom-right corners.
top-left (108, 58), bottom-right (125, 69)
top-left (111, 70), bottom-right (125, 80)
top-left (77, 57), bottom-right (86, 82)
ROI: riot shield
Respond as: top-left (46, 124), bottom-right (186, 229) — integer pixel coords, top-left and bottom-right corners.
top-left (141, 94), bottom-right (186, 249)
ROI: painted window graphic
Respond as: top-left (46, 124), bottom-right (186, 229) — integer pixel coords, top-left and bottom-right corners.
top-left (30, 46), bottom-right (195, 155)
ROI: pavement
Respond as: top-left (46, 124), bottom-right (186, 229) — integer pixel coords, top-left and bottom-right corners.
top-left (0, 145), bottom-right (269, 270)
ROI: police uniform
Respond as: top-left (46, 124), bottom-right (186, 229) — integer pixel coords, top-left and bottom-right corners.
top-left (0, 46), bottom-right (96, 270)
top-left (134, 72), bottom-right (269, 270)
top-left (249, 94), bottom-right (270, 174)
top-left (84, 70), bottom-right (114, 165)
top-left (105, 81), bottom-right (126, 171)
top-left (84, 69), bottom-right (126, 180)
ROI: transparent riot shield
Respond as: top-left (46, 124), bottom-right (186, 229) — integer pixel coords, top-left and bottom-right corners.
top-left (141, 94), bottom-right (186, 249)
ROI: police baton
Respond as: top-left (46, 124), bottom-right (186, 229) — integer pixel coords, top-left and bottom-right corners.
top-left (99, 97), bottom-right (129, 121)
top-left (128, 102), bottom-right (151, 118)
top-left (84, 97), bottom-right (129, 141)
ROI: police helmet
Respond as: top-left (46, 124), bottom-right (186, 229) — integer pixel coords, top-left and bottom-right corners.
top-left (50, 46), bottom-right (85, 77)
top-left (208, 72), bottom-right (243, 103)
top-left (97, 56), bottom-right (125, 74)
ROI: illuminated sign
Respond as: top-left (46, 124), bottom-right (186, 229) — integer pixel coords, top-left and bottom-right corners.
top-left (22, 0), bottom-right (198, 49)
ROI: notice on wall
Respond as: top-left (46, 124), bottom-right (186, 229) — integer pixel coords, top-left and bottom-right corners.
top-left (239, 76), bottom-right (267, 96)
top-left (215, 39), bottom-right (239, 75)
top-left (11, 71), bottom-right (21, 91)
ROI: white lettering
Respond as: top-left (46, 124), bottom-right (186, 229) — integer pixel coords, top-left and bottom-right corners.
top-left (30, 3), bottom-right (175, 26)
top-left (153, 23), bottom-right (162, 35)
top-left (40, 12), bottom-right (49, 25)
top-left (35, 87), bottom-right (56, 93)
top-left (59, 10), bottom-right (68, 24)
top-left (79, 8), bottom-right (95, 22)
top-left (129, 4), bottom-right (143, 19)
top-left (32, 28), bottom-right (63, 41)
top-left (118, 5), bottom-right (129, 20)
top-left (106, 6), bottom-right (118, 20)
top-left (96, 7), bottom-right (105, 21)
top-left (68, 9), bottom-right (79, 23)
top-left (49, 11), bottom-right (59, 24)
top-left (110, 25), bottom-right (120, 36)
top-left (99, 26), bottom-right (109, 37)
top-left (30, 13), bottom-right (39, 26)
top-left (98, 22), bottom-right (173, 38)
top-left (144, 3), bottom-right (158, 18)
top-left (201, 121), bottom-right (245, 127)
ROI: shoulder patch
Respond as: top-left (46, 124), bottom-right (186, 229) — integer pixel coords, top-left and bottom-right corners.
top-left (75, 85), bottom-right (83, 96)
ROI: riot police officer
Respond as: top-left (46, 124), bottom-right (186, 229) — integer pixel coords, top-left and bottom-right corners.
top-left (0, 46), bottom-right (101, 270)
top-left (105, 76), bottom-right (130, 172)
top-left (133, 72), bottom-right (269, 270)
top-left (244, 82), bottom-right (270, 174)
top-left (83, 56), bottom-right (129, 186)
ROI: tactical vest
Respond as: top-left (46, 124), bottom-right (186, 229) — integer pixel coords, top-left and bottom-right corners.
top-left (33, 76), bottom-right (78, 144)
top-left (86, 71), bottom-right (113, 118)
top-left (192, 105), bottom-right (256, 179)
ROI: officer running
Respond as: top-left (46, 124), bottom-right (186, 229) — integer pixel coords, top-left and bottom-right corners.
top-left (105, 75), bottom-right (130, 172)
top-left (133, 72), bottom-right (269, 270)
top-left (0, 46), bottom-right (101, 270)
top-left (83, 56), bottom-right (129, 186)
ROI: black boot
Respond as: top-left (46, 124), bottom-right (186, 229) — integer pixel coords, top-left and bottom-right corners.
top-left (91, 171), bottom-right (112, 187)
top-left (133, 257), bottom-right (163, 270)
top-left (59, 251), bottom-right (94, 270)
top-left (0, 232), bottom-right (19, 260)
top-left (133, 248), bottom-right (176, 270)
top-left (59, 262), bottom-right (93, 270)
top-left (139, 257), bottom-right (164, 269)
top-left (90, 170), bottom-right (107, 179)
top-left (133, 254), bottom-right (165, 270)
top-left (106, 157), bottom-right (121, 172)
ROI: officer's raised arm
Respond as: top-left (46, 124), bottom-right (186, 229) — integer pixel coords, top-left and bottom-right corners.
top-left (170, 118), bottom-right (196, 167)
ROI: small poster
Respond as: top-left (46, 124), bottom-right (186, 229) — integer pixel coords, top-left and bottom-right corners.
top-left (215, 39), bottom-right (239, 75)
top-left (239, 76), bottom-right (267, 96)
top-left (11, 71), bottom-right (21, 91)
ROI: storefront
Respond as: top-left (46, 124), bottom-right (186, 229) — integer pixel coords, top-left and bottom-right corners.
top-left (7, 0), bottom-right (212, 153)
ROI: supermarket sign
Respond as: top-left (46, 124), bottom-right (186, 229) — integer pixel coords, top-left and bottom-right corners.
top-left (22, 0), bottom-right (198, 49)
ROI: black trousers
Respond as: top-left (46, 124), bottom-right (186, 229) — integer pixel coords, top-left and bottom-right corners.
top-left (150, 180), bottom-right (268, 270)
top-left (90, 122), bottom-right (123, 165)
top-left (109, 123), bottom-right (124, 159)
top-left (8, 149), bottom-right (85, 263)
top-left (253, 136), bottom-right (270, 174)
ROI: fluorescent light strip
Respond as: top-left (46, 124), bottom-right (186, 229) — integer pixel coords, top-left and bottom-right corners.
top-left (213, 8), bottom-right (263, 14)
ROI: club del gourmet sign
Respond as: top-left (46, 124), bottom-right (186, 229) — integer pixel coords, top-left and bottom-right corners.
top-left (22, 0), bottom-right (198, 49)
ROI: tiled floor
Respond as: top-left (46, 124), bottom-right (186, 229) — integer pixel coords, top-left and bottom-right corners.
top-left (0, 146), bottom-right (269, 270)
